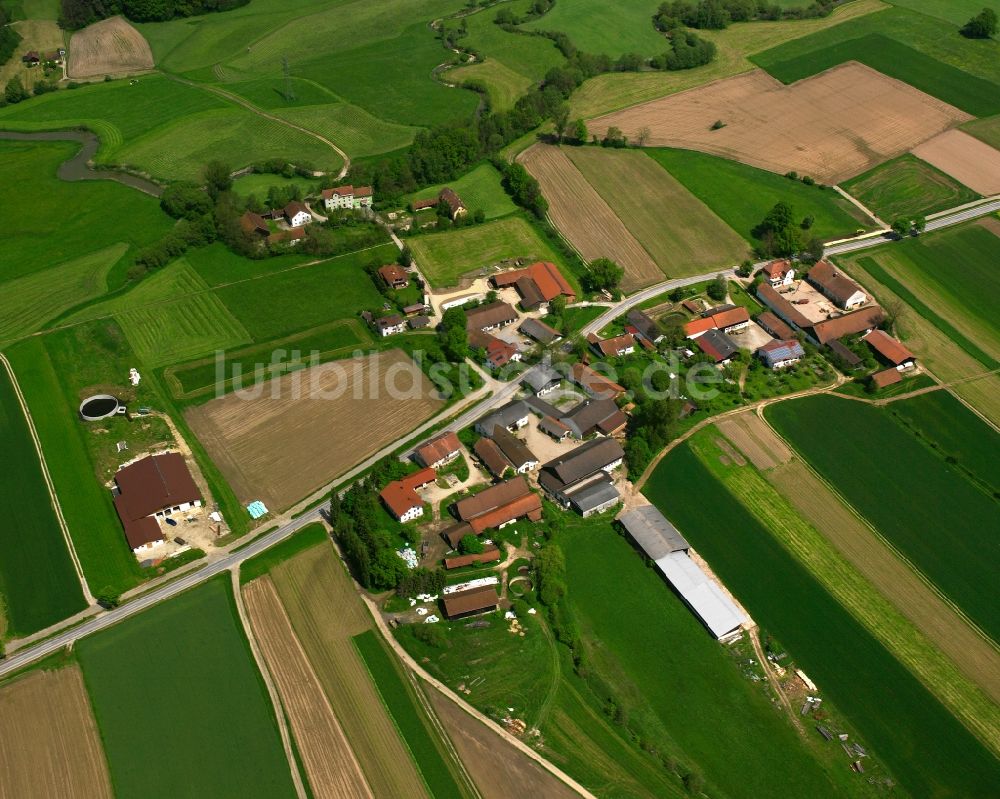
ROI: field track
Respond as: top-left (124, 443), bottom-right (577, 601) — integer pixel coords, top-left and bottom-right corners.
top-left (911, 130), bottom-right (1000, 196)
top-left (271, 544), bottom-right (431, 799)
top-left (244, 577), bottom-right (374, 799)
top-left (519, 145), bottom-right (661, 291)
top-left (68, 17), bottom-right (153, 79)
top-left (590, 64), bottom-right (970, 183)
top-left (0, 666), bottom-right (112, 799)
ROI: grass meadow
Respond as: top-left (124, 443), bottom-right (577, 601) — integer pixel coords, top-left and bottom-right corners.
top-left (841, 154), bottom-right (979, 221)
top-left (77, 577), bottom-right (296, 799)
top-left (887, 0), bottom-right (1000, 25)
top-left (404, 163), bottom-right (517, 220)
top-left (273, 103), bottom-right (419, 159)
top-left (766, 395), bottom-right (1000, 643)
top-left (645, 442), bottom-right (1000, 799)
top-left (752, 8), bottom-right (1000, 117)
top-left (238, 522), bottom-right (327, 583)
top-left (522, 0), bottom-right (666, 58)
top-left (0, 367), bottom-right (86, 638)
top-left (183, 242), bottom-right (311, 286)
top-left (232, 172), bottom-right (319, 199)
top-left (407, 216), bottom-right (567, 287)
top-left (646, 148), bottom-right (866, 243)
top-left (353, 630), bottom-right (468, 799)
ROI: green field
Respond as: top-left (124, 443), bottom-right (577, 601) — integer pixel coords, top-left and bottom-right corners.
top-left (522, 0), bottom-right (664, 58)
top-left (766, 395), bottom-right (1000, 642)
top-left (78, 577), bottom-right (296, 798)
top-left (752, 8), bottom-right (1000, 116)
top-left (353, 630), bottom-right (467, 799)
top-left (887, 0), bottom-right (1000, 25)
top-left (888, 390), bottom-right (1000, 494)
top-left (274, 103), bottom-right (419, 159)
top-left (239, 522), bottom-right (328, 583)
top-left (407, 216), bottom-right (567, 287)
top-left (647, 148), bottom-right (866, 243)
top-left (404, 163), bottom-right (517, 220)
top-left (560, 515), bottom-right (868, 798)
top-left (963, 113), bottom-right (1000, 150)
top-left (0, 366), bottom-right (85, 638)
top-left (183, 242), bottom-right (311, 286)
top-left (233, 172), bottom-right (319, 199)
top-left (841, 154), bottom-right (979, 221)
top-left (645, 442), bottom-right (1000, 799)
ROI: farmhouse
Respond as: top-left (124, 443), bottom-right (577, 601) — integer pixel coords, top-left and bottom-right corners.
top-left (454, 476), bottom-right (542, 534)
top-left (684, 306), bottom-right (750, 339)
top-left (378, 264), bottom-right (409, 289)
top-left (409, 315), bottom-right (431, 329)
top-left (560, 397), bottom-right (627, 439)
top-left (863, 329), bottom-right (916, 369)
top-left (380, 467), bottom-right (436, 522)
top-left (807, 261), bottom-right (867, 310)
top-left (626, 309), bottom-right (664, 344)
top-left (239, 211), bottom-right (269, 238)
top-left (482, 336), bottom-right (521, 370)
top-left (412, 187), bottom-right (467, 219)
top-left (442, 584), bottom-right (499, 619)
top-left (489, 426), bottom-right (538, 473)
top-left (322, 185), bottom-right (374, 211)
top-left (570, 362), bottom-right (626, 399)
top-left (519, 317), bottom-right (562, 345)
top-left (757, 339), bottom-right (805, 369)
top-left (763, 259), bottom-right (795, 288)
top-left (538, 437), bottom-right (624, 508)
top-left (756, 311), bottom-right (795, 341)
top-left (22, 51), bottom-right (40, 64)
top-left (491, 261), bottom-right (576, 309)
top-left (367, 313), bottom-right (406, 337)
top-left (474, 437), bottom-right (513, 478)
top-left (695, 329), bottom-right (739, 364)
top-left (283, 201), bottom-right (312, 228)
top-left (588, 332), bottom-right (635, 358)
top-left (444, 547), bottom-right (501, 569)
top-left (523, 365), bottom-right (561, 395)
top-left (112, 453), bottom-right (201, 554)
top-left (476, 400), bottom-right (530, 436)
top-left (466, 301), bottom-right (518, 332)
top-left (415, 431), bottom-right (462, 469)
top-left (756, 283), bottom-right (883, 346)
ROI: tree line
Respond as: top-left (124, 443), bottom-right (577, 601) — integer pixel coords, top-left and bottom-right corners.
top-left (655, 0), bottom-right (845, 30)
top-left (59, 0), bottom-right (249, 28)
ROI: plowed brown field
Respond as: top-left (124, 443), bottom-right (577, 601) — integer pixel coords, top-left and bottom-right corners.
top-left (590, 64), bottom-right (970, 183)
top-left (68, 16), bottom-right (153, 79)
top-left (271, 543), bottom-right (430, 799)
top-left (911, 130), bottom-right (1000, 195)
top-left (244, 577), bottom-right (373, 799)
top-left (717, 413), bottom-right (792, 470)
top-left (0, 666), bottom-right (112, 799)
top-left (186, 349), bottom-right (442, 510)
top-left (519, 144), bottom-right (662, 291)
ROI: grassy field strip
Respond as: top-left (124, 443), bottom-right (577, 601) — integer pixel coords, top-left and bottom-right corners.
top-left (77, 577), bottom-right (298, 798)
top-left (273, 103), bottom-right (417, 160)
top-left (565, 148), bottom-right (748, 278)
top-left (0, 357), bottom-right (88, 637)
top-left (844, 260), bottom-right (1000, 426)
top-left (716, 416), bottom-right (1000, 739)
top-left (0, 665), bottom-right (113, 799)
top-left (404, 163), bottom-right (517, 221)
top-left (244, 576), bottom-right (373, 799)
top-left (353, 630), bottom-right (471, 799)
top-left (270, 543), bottom-right (432, 799)
top-left (0, 244), bottom-right (126, 344)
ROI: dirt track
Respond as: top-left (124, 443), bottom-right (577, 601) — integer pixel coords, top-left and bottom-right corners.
top-left (911, 129), bottom-right (1000, 195)
top-left (590, 64), bottom-right (970, 183)
top-left (244, 577), bottom-right (373, 799)
top-left (0, 666), bottom-right (112, 799)
top-left (68, 17), bottom-right (153, 79)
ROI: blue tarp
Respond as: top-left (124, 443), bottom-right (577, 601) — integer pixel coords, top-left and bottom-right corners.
top-left (246, 501), bottom-right (268, 519)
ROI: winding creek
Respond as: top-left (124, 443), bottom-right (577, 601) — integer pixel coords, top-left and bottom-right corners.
top-left (0, 130), bottom-right (163, 197)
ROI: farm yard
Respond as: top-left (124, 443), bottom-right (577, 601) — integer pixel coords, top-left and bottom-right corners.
top-left (564, 147), bottom-right (749, 278)
top-left (269, 542), bottom-right (436, 799)
top-left (405, 163), bottom-right (517, 221)
top-left (0, 666), bottom-right (112, 799)
top-left (76, 577), bottom-right (296, 799)
top-left (910, 129), bottom-right (1000, 196)
top-left (518, 145), bottom-right (661, 291)
top-left (589, 64), bottom-right (970, 184)
top-left (766, 395), bottom-right (1000, 644)
top-left (67, 16), bottom-right (153, 78)
top-left (0, 365), bottom-right (85, 637)
top-left (243, 576), bottom-right (374, 799)
top-left (841, 154), bottom-right (980, 221)
top-left (186, 350), bottom-right (443, 511)
top-left (645, 442), bottom-right (1000, 799)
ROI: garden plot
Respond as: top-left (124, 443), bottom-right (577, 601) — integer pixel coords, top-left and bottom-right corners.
top-left (590, 64), bottom-right (970, 184)
top-left (910, 129), bottom-right (1000, 196)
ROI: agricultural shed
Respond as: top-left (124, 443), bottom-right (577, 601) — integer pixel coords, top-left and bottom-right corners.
top-left (568, 477), bottom-right (620, 517)
top-left (473, 437), bottom-right (513, 478)
top-left (442, 522), bottom-right (474, 550)
top-left (756, 311), bottom-right (795, 341)
top-left (863, 329), bottom-right (915, 367)
top-left (807, 261), bottom-right (867, 310)
top-left (489, 426), bottom-right (538, 473)
top-left (538, 415), bottom-right (572, 440)
top-left (695, 329), bottom-right (739, 364)
top-left (442, 584), bottom-right (499, 619)
top-left (475, 400), bottom-right (530, 435)
top-left (626, 309), bottom-right (664, 343)
top-left (560, 398), bottom-right (626, 439)
top-left (522, 365), bottom-right (561, 395)
top-left (655, 552), bottom-right (747, 640)
top-left (618, 506), bottom-right (689, 559)
top-left (466, 301), bottom-right (518, 332)
top-left (443, 547), bottom-right (501, 569)
top-left (826, 339), bottom-right (862, 368)
top-left (539, 437), bottom-right (625, 502)
top-left (520, 318), bottom-right (562, 344)
top-left (871, 368), bottom-right (902, 389)
top-left (113, 453), bottom-right (201, 553)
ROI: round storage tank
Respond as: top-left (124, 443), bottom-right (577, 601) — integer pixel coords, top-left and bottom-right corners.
top-left (79, 394), bottom-right (121, 421)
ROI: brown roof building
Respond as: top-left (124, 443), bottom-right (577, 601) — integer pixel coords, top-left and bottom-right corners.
top-left (490, 426), bottom-right (538, 473)
top-left (378, 264), bottom-right (409, 289)
top-left (415, 431), bottom-right (462, 469)
top-left (239, 211), bottom-right (269, 238)
top-left (444, 547), bottom-right (502, 569)
top-left (871, 368), bottom-right (902, 389)
top-left (442, 584), bottom-right (499, 619)
top-left (473, 437), bottom-right (512, 478)
top-left (588, 332), bottom-right (635, 358)
top-left (756, 311), bottom-right (795, 341)
top-left (379, 467), bottom-right (436, 521)
top-left (454, 476), bottom-right (542, 534)
top-left (807, 261), bottom-right (868, 309)
top-left (863, 329), bottom-right (915, 366)
top-left (113, 453), bottom-right (201, 552)
top-left (491, 261), bottom-right (575, 308)
top-left (757, 283), bottom-right (882, 345)
top-left (570, 362), bottom-right (626, 399)
top-left (466, 301), bottom-right (518, 332)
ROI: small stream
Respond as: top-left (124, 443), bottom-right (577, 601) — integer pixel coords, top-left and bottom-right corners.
top-left (0, 130), bottom-right (163, 197)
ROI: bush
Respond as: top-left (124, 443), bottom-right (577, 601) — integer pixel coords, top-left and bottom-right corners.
top-left (962, 8), bottom-right (998, 39)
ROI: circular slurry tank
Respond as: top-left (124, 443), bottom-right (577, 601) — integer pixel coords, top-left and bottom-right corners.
top-left (79, 394), bottom-right (121, 421)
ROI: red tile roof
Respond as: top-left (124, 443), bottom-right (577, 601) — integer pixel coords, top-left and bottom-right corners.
top-left (442, 584), bottom-right (499, 618)
top-left (864, 329), bottom-right (914, 366)
top-left (526, 261), bottom-right (574, 301)
top-left (763, 259), bottom-right (793, 279)
top-left (443, 548), bottom-right (501, 569)
top-left (467, 492), bottom-right (543, 534)
top-left (379, 467), bottom-right (436, 518)
top-left (808, 260), bottom-right (866, 307)
top-left (323, 186), bottom-right (355, 199)
top-left (684, 306), bottom-right (750, 337)
top-left (589, 332), bottom-right (635, 357)
top-left (871, 368), bottom-right (902, 388)
top-left (378, 264), bottom-right (408, 285)
top-left (570, 362), bottom-right (626, 398)
top-left (416, 432), bottom-right (461, 468)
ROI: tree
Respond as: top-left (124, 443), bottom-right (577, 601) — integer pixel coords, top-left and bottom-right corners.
top-left (549, 294), bottom-right (567, 319)
top-left (890, 218), bottom-right (910, 238)
top-left (585, 257), bottom-right (624, 292)
top-left (96, 592), bottom-right (121, 609)
top-left (459, 534), bottom-right (484, 554)
top-left (160, 182), bottom-right (213, 220)
top-left (399, 245), bottom-right (413, 266)
top-left (736, 260), bottom-right (753, 278)
top-left (637, 126), bottom-right (651, 146)
top-left (203, 160), bottom-right (232, 200)
top-left (962, 8), bottom-right (998, 38)
top-left (601, 126), bottom-right (627, 148)
top-left (4, 76), bottom-right (28, 104)
top-left (553, 103), bottom-right (570, 142)
top-left (802, 236), bottom-right (825, 263)
top-left (573, 118), bottom-right (588, 145)
top-left (439, 306), bottom-right (469, 362)
top-left (706, 273), bottom-right (727, 302)
top-left (912, 215), bottom-right (927, 234)
top-left (752, 201), bottom-right (799, 256)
